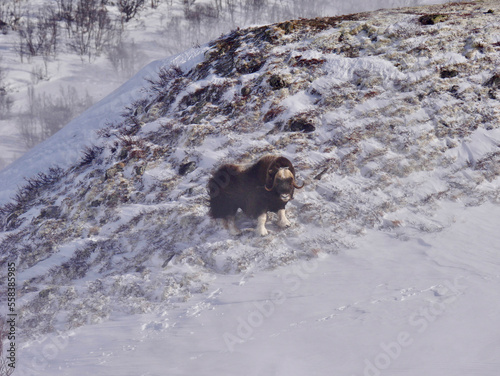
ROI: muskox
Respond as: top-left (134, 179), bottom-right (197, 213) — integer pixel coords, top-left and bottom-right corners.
top-left (208, 155), bottom-right (303, 236)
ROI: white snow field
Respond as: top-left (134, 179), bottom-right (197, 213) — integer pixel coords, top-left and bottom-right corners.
top-left (16, 202), bottom-right (500, 376)
top-left (0, 1), bottom-right (499, 375)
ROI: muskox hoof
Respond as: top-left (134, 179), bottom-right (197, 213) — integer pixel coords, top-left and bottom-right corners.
top-left (277, 218), bottom-right (291, 228)
top-left (255, 227), bottom-right (269, 237)
top-left (277, 209), bottom-right (291, 228)
top-left (230, 228), bottom-right (242, 236)
top-left (223, 217), bottom-right (241, 236)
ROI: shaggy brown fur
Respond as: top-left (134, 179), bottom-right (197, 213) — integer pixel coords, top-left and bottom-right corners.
top-left (208, 155), bottom-right (303, 235)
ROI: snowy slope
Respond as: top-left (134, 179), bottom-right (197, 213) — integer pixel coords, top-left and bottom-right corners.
top-left (0, 46), bottom-right (208, 206)
top-left (1, 1), bottom-right (500, 375)
top-left (15, 202), bottom-right (500, 376)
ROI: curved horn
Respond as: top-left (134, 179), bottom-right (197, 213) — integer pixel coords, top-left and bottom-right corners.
top-left (293, 179), bottom-right (304, 189)
top-left (265, 178), bottom-right (276, 191)
top-left (265, 168), bottom-right (276, 191)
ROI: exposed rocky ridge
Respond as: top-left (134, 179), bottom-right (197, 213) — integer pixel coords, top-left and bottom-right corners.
top-left (1, 0), bottom-right (499, 337)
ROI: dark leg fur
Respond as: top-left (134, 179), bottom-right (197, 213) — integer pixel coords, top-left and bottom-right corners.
top-left (208, 166), bottom-right (239, 219)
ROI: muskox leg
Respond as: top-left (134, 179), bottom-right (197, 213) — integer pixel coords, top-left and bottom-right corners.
top-left (277, 209), bottom-right (291, 228)
top-left (223, 216), bottom-right (241, 236)
top-left (255, 212), bottom-right (268, 236)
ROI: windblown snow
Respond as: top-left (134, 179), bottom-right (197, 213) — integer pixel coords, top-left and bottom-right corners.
top-left (1, 1), bottom-right (500, 375)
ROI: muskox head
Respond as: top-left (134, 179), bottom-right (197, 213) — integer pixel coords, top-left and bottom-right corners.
top-left (264, 157), bottom-right (304, 202)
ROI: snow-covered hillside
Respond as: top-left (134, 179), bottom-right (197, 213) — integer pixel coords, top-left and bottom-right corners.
top-left (1, 0), bottom-right (500, 374)
top-left (0, 0), bottom-right (463, 170)
top-left (15, 202), bottom-right (500, 375)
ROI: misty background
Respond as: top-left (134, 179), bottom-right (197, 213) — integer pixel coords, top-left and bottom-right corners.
top-left (0, 0), bottom-right (461, 170)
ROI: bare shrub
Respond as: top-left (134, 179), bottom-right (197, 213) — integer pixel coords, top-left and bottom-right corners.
top-left (13, 0), bottom-right (122, 61)
top-left (0, 0), bottom-right (22, 32)
top-left (150, 0), bottom-right (161, 9)
top-left (70, 0), bottom-right (119, 60)
top-left (0, 19), bottom-right (8, 35)
top-left (184, 2), bottom-right (219, 22)
top-left (18, 7), bottom-right (59, 62)
top-left (55, 0), bottom-right (75, 36)
top-left (118, 0), bottom-right (145, 22)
